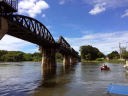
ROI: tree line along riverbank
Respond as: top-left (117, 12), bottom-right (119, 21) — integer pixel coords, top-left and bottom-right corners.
top-left (0, 50), bottom-right (41, 62)
top-left (0, 50), bottom-right (63, 62)
top-left (80, 45), bottom-right (128, 63)
top-left (0, 45), bottom-right (128, 63)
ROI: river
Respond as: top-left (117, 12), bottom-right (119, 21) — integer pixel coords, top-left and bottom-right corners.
top-left (0, 62), bottom-right (128, 96)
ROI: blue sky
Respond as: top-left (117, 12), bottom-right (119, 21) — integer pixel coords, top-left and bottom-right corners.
top-left (0, 0), bottom-right (128, 54)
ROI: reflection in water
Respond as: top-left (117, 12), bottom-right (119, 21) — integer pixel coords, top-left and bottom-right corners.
top-left (33, 63), bottom-right (77, 96)
top-left (39, 64), bottom-right (76, 88)
top-left (41, 68), bottom-right (57, 88)
top-left (0, 62), bottom-right (128, 96)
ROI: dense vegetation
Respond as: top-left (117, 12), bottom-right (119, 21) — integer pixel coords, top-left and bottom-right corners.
top-left (1, 45), bottom-right (128, 62)
top-left (107, 51), bottom-right (128, 60)
top-left (80, 45), bottom-right (105, 61)
top-left (0, 50), bottom-right (63, 62)
top-left (80, 45), bottom-right (128, 62)
top-left (122, 51), bottom-right (128, 59)
top-left (0, 50), bottom-right (42, 62)
top-left (107, 51), bottom-right (120, 59)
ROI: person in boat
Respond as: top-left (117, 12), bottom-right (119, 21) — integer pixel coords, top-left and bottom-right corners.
top-left (104, 64), bottom-right (107, 68)
top-left (101, 64), bottom-right (110, 70)
top-left (102, 64), bottom-right (107, 68)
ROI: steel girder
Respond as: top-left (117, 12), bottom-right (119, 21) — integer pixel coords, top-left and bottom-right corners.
top-left (1, 14), bottom-right (79, 57)
top-left (6, 15), bottom-right (55, 47)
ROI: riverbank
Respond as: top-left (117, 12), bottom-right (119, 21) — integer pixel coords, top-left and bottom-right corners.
top-left (82, 59), bottom-right (125, 64)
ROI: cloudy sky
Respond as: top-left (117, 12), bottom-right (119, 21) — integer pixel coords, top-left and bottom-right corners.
top-left (1, 0), bottom-right (128, 54)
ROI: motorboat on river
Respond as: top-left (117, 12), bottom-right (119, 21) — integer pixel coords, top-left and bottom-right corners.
top-left (100, 64), bottom-right (110, 71)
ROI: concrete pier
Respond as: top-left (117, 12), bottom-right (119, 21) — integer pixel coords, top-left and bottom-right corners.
top-left (0, 17), bottom-right (8, 39)
top-left (70, 57), bottom-right (78, 64)
top-left (63, 55), bottom-right (70, 66)
top-left (41, 47), bottom-right (56, 71)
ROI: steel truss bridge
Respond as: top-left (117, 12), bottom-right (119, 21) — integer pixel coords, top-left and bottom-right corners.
top-left (0, 0), bottom-right (79, 70)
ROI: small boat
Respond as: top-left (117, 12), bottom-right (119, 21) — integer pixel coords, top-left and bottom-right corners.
top-left (100, 64), bottom-right (110, 71)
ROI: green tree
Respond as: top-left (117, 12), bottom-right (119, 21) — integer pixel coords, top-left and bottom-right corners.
top-left (23, 53), bottom-right (33, 61)
top-left (85, 53), bottom-right (91, 60)
top-left (0, 50), bottom-right (7, 61)
top-left (80, 45), bottom-right (105, 60)
top-left (107, 51), bottom-right (120, 59)
top-left (0, 50), bottom-right (74, 62)
top-left (2, 51), bottom-right (24, 62)
top-left (122, 51), bottom-right (128, 59)
top-left (97, 52), bottom-right (105, 58)
top-left (32, 52), bottom-right (42, 61)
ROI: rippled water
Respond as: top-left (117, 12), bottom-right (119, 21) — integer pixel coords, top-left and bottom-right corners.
top-left (0, 62), bottom-right (128, 96)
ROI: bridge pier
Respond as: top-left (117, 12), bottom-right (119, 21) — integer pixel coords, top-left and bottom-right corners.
top-left (0, 17), bottom-right (8, 39)
top-left (40, 47), bottom-right (56, 71)
top-left (63, 55), bottom-right (78, 66)
top-left (63, 55), bottom-right (70, 66)
top-left (70, 57), bottom-right (78, 64)
top-left (70, 57), bottom-right (75, 64)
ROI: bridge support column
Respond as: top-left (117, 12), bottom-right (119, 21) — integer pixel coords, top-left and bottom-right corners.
top-left (70, 57), bottom-right (74, 64)
top-left (70, 57), bottom-right (78, 64)
top-left (0, 17), bottom-right (8, 39)
top-left (63, 55), bottom-right (70, 66)
top-left (41, 47), bottom-right (56, 71)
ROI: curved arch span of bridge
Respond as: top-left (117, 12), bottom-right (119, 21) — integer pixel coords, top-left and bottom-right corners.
top-left (6, 15), bottom-right (55, 47)
top-left (0, 14), bottom-right (79, 70)
top-left (0, 1), bottom-right (79, 70)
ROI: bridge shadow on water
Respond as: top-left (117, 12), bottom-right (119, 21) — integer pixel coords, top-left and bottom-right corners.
top-left (39, 64), bottom-right (77, 88)
top-left (31, 63), bottom-right (78, 96)
top-left (32, 64), bottom-right (77, 96)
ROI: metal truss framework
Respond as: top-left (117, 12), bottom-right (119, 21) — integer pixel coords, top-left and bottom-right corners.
top-left (58, 36), bottom-right (79, 57)
top-left (1, 14), bottom-right (79, 57)
top-left (6, 15), bottom-right (55, 46)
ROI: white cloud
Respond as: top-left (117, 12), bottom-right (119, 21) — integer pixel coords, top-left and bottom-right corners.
top-left (42, 14), bottom-right (46, 18)
top-left (121, 9), bottom-right (128, 18)
top-left (65, 31), bottom-right (128, 55)
top-left (59, 0), bottom-right (73, 5)
top-left (83, 0), bottom-right (128, 15)
top-left (18, 0), bottom-right (49, 17)
top-left (89, 3), bottom-right (106, 15)
top-left (0, 35), bottom-right (38, 53)
top-left (59, 0), bottom-right (65, 5)
top-left (83, 0), bottom-right (128, 8)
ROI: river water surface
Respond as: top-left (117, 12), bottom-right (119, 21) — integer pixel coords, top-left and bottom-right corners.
top-left (0, 62), bottom-right (128, 96)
